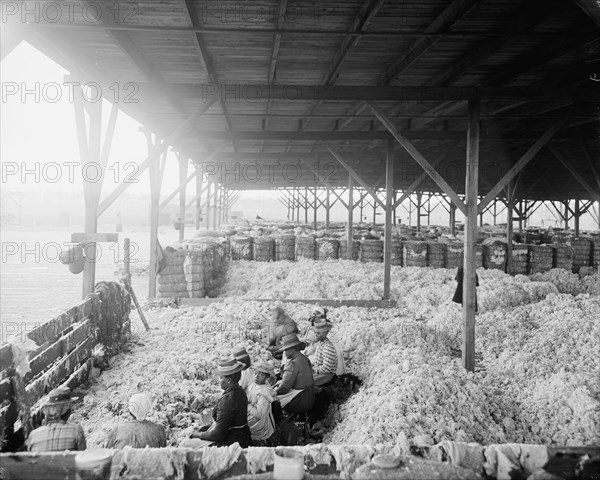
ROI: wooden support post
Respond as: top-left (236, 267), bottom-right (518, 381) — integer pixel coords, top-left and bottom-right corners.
top-left (383, 139), bottom-right (394, 300)
top-left (195, 166), bottom-right (202, 229)
top-left (73, 88), bottom-right (115, 298)
top-left (359, 192), bottom-right (364, 222)
top-left (313, 186), bottom-right (318, 230)
top-left (574, 198), bottom-right (580, 237)
top-left (205, 182), bottom-right (212, 229)
top-left (296, 188), bottom-right (301, 223)
top-left (506, 185), bottom-right (514, 275)
top-left (372, 195), bottom-right (377, 226)
top-left (347, 176), bottom-right (354, 260)
top-left (393, 191), bottom-right (397, 224)
top-left (493, 200), bottom-right (497, 226)
top-left (178, 154), bottom-right (187, 241)
top-left (123, 238), bottom-right (131, 277)
top-left (463, 100), bottom-right (479, 373)
top-left (212, 183), bottom-right (219, 230)
top-left (304, 187), bottom-right (309, 224)
top-left (145, 131), bottom-right (167, 299)
top-left (416, 191), bottom-right (422, 231)
top-left (325, 188), bottom-right (331, 229)
top-left (450, 201), bottom-right (457, 235)
top-left (523, 200), bottom-right (528, 229)
top-left (564, 201), bottom-right (569, 229)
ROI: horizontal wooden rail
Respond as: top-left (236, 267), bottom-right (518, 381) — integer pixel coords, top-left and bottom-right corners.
top-left (179, 298), bottom-right (398, 308)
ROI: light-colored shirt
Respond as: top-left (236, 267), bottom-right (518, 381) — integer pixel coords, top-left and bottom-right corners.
top-left (247, 383), bottom-right (276, 441)
top-left (240, 368), bottom-right (253, 391)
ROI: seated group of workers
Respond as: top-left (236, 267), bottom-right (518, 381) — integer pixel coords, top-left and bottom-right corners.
top-left (26, 305), bottom-right (344, 452)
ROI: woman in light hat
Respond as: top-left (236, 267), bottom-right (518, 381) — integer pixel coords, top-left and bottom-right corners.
top-left (246, 361), bottom-right (277, 444)
top-left (232, 344), bottom-right (253, 391)
top-left (275, 334), bottom-right (315, 415)
top-left (191, 358), bottom-right (252, 448)
top-left (105, 392), bottom-right (166, 449)
top-left (27, 387), bottom-right (86, 452)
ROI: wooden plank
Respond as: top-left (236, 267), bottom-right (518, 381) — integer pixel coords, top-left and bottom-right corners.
top-left (0, 344), bottom-right (13, 372)
top-left (0, 377), bottom-right (13, 404)
top-left (179, 298), bottom-right (397, 308)
top-left (26, 298), bottom-right (91, 346)
top-left (477, 107), bottom-right (573, 214)
top-left (25, 337), bottom-right (95, 407)
top-left (383, 139), bottom-right (394, 301)
top-left (25, 319), bottom-right (91, 384)
top-left (549, 146), bottom-right (600, 204)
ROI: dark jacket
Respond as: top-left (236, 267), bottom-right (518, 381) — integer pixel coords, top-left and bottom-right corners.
top-left (452, 266), bottom-right (479, 312)
top-left (277, 351), bottom-right (314, 395)
top-left (200, 384), bottom-right (252, 447)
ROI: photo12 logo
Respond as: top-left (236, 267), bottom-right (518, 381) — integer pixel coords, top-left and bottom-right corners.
top-left (2, 161), bottom-right (140, 185)
top-left (1, 1), bottom-right (139, 25)
top-left (1, 81), bottom-right (139, 104)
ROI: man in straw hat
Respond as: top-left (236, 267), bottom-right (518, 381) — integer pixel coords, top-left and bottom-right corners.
top-left (191, 358), bottom-right (252, 447)
top-left (275, 334), bottom-right (315, 414)
top-left (232, 344), bottom-right (253, 391)
top-left (27, 387), bottom-right (86, 452)
top-left (105, 392), bottom-right (166, 449)
top-left (246, 361), bottom-right (277, 444)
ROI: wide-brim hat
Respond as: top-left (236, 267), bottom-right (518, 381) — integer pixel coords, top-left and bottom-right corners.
top-left (232, 344), bottom-right (250, 360)
top-left (251, 361), bottom-right (275, 377)
top-left (278, 333), bottom-right (306, 352)
top-left (214, 358), bottom-right (245, 377)
top-left (312, 306), bottom-right (326, 316)
top-left (43, 386), bottom-right (76, 407)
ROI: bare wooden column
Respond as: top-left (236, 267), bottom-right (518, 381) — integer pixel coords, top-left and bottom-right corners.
top-left (450, 201), bottom-right (457, 235)
top-left (463, 99), bottom-right (480, 373)
top-left (212, 183), bottom-right (219, 230)
top-left (205, 181), bottom-right (212, 229)
top-left (347, 176), bottom-right (354, 260)
top-left (304, 187), bottom-right (309, 224)
top-left (506, 185), bottom-right (515, 275)
top-left (325, 187), bottom-right (331, 229)
top-left (574, 198), bottom-right (580, 236)
top-left (383, 139), bottom-right (394, 300)
top-left (178, 154), bottom-right (187, 241)
top-left (313, 186), bottom-right (318, 230)
top-left (195, 165), bottom-right (202, 229)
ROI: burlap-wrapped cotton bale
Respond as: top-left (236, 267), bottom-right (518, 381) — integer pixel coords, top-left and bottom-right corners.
top-left (554, 244), bottom-right (574, 271)
top-left (157, 274), bottom-right (186, 285)
top-left (510, 244), bottom-right (529, 275)
top-left (483, 239), bottom-right (507, 270)
top-left (389, 237), bottom-right (403, 266)
top-left (474, 244), bottom-right (483, 269)
top-left (403, 241), bottom-right (428, 267)
top-left (339, 239), bottom-right (359, 261)
top-left (295, 235), bottom-right (316, 260)
top-left (427, 242), bottom-right (446, 269)
top-left (552, 231), bottom-right (571, 246)
top-left (158, 265), bottom-right (184, 276)
top-left (274, 234), bottom-right (296, 261)
top-left (572, 238), bottom-right (591, 271)
top-left (591, 237), bottom-right (600, 268)
top-left (230, 236), bottom-right (253, 261)
top-left (162, 250), bottom-right (187, 266)
top-left (359, 239), bottom-right (383, 263)
top-left (253, 236), bottom-right (274, 262)
top-left (317, 238), bottom-right (340, 261)
top-left (446, 242), bottom-right (464, 269)
top-left (528, 245), bottom-right (553, 273)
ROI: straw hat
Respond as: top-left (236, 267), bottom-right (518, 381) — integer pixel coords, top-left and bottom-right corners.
top-left (314, 318), bottom-right (333, 333)
top-left (251, 361), bottom-right (275, 377)
top-left (312, 306), bottom-right (326, 317)
top-left (214, 358), bottom-right (245, 376)
top-left (232, 344), bottom-right (250, 360)
top-left (43, 387), bottom-right (76, 407)
top-left (278, 333), bottom-right (306, 352)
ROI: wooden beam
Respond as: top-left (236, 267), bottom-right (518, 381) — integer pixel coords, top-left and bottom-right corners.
top-left (97, 100), bottom-right (216, 216)
top-left (462, 100), bottom-right (480, 373)
top-left (378, 0), bottom-right (480, 85)
top-left (368, 102), bottom-right (467, 215)
top-left (302, 162), bottom-right (349, 209)
top-left (478, 107), bottom-right (574, 214)
top-left (347, 176), bottom-right (354, 259)
top-left (548, 146), bottom-right (600, 204)
top-left (325, 144), bottom-right (386, 209)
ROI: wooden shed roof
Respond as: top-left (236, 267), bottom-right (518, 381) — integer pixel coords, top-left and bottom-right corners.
top-left (4, 0), bottom-right (600, 201)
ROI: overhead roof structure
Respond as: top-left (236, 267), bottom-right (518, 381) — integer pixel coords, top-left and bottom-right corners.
top-left (3, 0), bottom-right (600, 201)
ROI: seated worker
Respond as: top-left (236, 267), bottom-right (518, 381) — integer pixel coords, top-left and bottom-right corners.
top-left (246, 361), bottom-right (277, 445)
top-left (275, 334), bottom-right (315, 415)
top-left (266, 306), bottom-right (299, 360)
top-left (190, 358), bottom-right (252, 447)
top-left (27, 387), bottom-right (86, 452)
top-left (232, 344), bottom-right (253, 391)
top-left (310, 319), bottom-right (338, 386)
top-left (105, 393), bottom-right (166, 449)
top-left (301, 306), bottom-right (327, 356)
